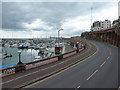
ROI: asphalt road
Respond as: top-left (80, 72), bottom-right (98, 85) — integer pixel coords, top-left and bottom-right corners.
top-left (26, 40), bottom-right (119, 88)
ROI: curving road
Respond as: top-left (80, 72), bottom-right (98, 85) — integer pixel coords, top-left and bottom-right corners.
top-left (25, 40), bottom-right (119, 89)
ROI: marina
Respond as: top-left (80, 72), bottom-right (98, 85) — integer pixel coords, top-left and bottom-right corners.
top-left (0, 39), bottom-right (74, 69)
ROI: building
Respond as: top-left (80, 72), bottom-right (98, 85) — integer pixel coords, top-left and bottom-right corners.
top-left (112, 19), bottom-right (119, 28)
top-left (92, 21), bottom-right (101, 31)
top-left (91, 19), bottom-right (111, 31)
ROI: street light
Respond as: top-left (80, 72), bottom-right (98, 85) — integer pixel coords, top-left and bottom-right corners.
top-left (58, 28), bottom-right (64, 44)
top-left (18, 50), bottom-right (23, 64)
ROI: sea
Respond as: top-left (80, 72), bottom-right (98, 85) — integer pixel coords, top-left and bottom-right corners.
top-left (0, 46), bottom-right (54, 69)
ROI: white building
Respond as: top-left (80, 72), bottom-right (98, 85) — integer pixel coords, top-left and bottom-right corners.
top-left (91, 19), bottom-right (111, 31)
top-left (112, 19), bottom-right (119, 28)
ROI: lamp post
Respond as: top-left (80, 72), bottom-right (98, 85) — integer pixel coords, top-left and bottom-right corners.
top-left (55, 28), bottom-right (63, 55)
top-left (18, 50), bottom-right (23, 64)
top-left (58, 28), bottom-right (64, 44)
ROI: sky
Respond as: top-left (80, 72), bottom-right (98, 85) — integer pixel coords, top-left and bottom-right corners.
top-left (0, 1), bottom-right (119, 38)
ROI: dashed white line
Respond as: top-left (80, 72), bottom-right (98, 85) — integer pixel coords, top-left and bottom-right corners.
top-left (77, 85), bottom-right (81, 88)
top-left (58, 61), bottom-right (65, 64)
top-left (100, 61), bottom-right (106, 67)
top-left (1, 79), bottom-right (14, 85)
top-left (75, 85), bottom-right (81, 90)
top-left (86, 70), bottom-right (98, 80)
top-left (107, 57), bottom-right (110, 59)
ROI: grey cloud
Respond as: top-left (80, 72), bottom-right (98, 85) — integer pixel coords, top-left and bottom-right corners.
top-left (2, 2), bottom-right (115, 31)
top-left (62, 30), bottom-right (83, 37)
top-left (0, 2), bottom-right (1, 29)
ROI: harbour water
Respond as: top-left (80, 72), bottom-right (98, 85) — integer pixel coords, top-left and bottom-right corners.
top-left (0, 46), bottom-right (55, 69)
top-left (0, 38), bottom-right (74, 69)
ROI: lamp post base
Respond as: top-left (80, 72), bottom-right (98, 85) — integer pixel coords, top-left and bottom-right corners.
top-left (17, 61), bottom-right (23, 65)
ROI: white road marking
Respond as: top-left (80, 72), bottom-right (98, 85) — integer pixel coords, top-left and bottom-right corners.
top-left (86, 70), bottom-right (98, 80)
top-left (75, 85), bottom-right (81, 90)
top-left (1, 79), bottom-right (14, 85)
top-left (100, 61), bottom-right (106, 67)
top-left (77, 85), bottom-right (81, 88)
top-left (107, 57), bottom-right (110, 59)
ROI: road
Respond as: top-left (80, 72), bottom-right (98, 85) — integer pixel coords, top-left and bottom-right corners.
top-left (24, 40), bottom-right (119, 88)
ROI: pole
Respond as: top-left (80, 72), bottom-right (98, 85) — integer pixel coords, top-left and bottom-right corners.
top-left (58, 28), bottom-right (63, 44)
top-left (19, 53), bottom-right (21, 62)
top-left (18, 51), bottom-right (23, 64)
top-left (58, 30), bottom-right (60, 45)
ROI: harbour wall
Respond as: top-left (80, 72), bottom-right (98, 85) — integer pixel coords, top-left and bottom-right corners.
top-left (81, 27), bottom-right (120, 48)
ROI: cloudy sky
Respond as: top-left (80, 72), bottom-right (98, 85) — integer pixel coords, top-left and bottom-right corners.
top-left (0, 1), bottom-right (119, 38)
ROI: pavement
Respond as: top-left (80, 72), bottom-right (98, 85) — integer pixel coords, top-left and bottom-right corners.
top-left (2, 40), bottom-right (119, 89)
top-left (64, 44), bottom-right (76, 53)
top-left (24, 40), bottom-right (119, 89)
